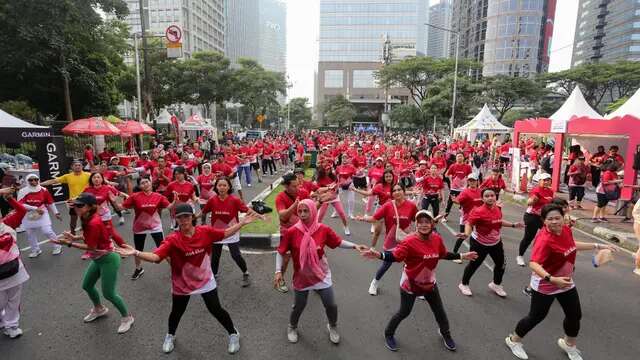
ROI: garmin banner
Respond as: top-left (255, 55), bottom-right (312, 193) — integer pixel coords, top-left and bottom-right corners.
top-left (36, 136), bottom-right (69, 202)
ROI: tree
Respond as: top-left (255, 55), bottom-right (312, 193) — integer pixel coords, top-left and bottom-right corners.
top-left (389, 104), bottom-right (422, 128)
top-left (421, 74), bottom-right (483, 129)
top-left (285, 97), bottom-right (312, 129)
top-left (231, 58), bottom-right (287, 127)
top-left (0, 100), bottom-right (38, 121)
top-left (482, 76), bottom-right (547, 121)
top-left (320, 95), bottom-right (356, 127)
top-left (0, 0), bottom-right (130, 120)
top-left (606, 96), bottom-right (628, 114)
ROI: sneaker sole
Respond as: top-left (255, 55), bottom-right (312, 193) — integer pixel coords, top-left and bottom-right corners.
top-left (384, 336), bottom-right (398, 352)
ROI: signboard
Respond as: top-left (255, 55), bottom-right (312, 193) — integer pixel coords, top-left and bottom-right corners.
top-left (165, 25), bottom-right (182, 43)
top-left (550, 118), bottom-right (567, 133)
top-left (256, 114), bottom-right (265, 123)
top-left (36, 136), bottom-right (69, 202)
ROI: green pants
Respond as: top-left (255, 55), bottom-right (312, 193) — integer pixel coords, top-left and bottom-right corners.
top-left (82, 252), bottom-right (128, 316)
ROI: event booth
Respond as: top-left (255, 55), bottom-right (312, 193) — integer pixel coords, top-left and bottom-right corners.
top-left (454, 104), bottom-right (512, 139)
top-left (513, 87), bottom-right (640, 201)
top-left (0, 108), bottom-right (52, 142)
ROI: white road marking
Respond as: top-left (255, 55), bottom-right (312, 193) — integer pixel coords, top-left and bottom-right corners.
top-left (439, 222), bottom-right (494, 271)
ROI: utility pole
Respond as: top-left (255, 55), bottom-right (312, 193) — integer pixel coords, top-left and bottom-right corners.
top-left (138, 0), bottom-right (154, 130)
top-left (382, 34), bottom-right (392, 134)
top-left (134, 33), bottom-right (143, 123)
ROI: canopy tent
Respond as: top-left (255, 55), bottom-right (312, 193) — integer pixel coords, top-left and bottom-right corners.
top-left (155, 109), bottom-right (171, 125)
top-left (181, 114), bottom-right (214, 131)
top-left (454, 104), bottom-right (511, 139)
top-left (549, 86), bottom-right (603, 121)
top-left (0, 108), bottom-right (52, 142)
top-left (605, 87), bottom-right (640, 120)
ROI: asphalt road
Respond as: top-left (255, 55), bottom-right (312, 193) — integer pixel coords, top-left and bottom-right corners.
top-left (3, 173), bottom-right (639, 360)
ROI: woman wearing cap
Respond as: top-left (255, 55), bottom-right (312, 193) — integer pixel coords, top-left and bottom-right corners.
top-left (365, 157), bottom-right (386, 216)
top-left (517, 173), bottom-right (554, 267)
top-left (418, 164), bottom-right (445, 217)
top-left (17, 174), bottom-right (62, 258)
top-left (197, 163), bottom-right (216, 223)
top-left (457, 188), bottom-right (524, 297)
top-left (116, 203), bottom-right (261, 354)
top-left (165, 166), bottom-right (198, 229)
top-left (202, 177), bottom-right (264, 287)
top-left (451, 173), bottom-right (483, 259)
top-left (274, 199), bottom-right (367, 344)
top-left (0, 187), bottom-right (28, 338)
top-left (52, 192), bottom-right (135, 334)
top-left (122, 176), bottom-right (172, 280)
top-left (361, 210), bottom-right (477, 352)
top-left (356, 183), bottom-right (418, 296)
top-left (505, 203), bottom-right (616, 360)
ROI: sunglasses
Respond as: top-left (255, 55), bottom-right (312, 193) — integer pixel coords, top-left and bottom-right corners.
top-left (74, 203), bottom-right (86, 208)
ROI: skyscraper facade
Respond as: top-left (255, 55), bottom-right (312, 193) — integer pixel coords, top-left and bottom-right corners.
top-left (116, 0), bottom-right (225, 57)
top-left (427, 0), bottom-right (453, 59)
top-left (451, 0), bottom-right (555, 78)
top-left (226, 0), bottom-right (287, 73)
top-left (572, 0), bottom-right (640, 66)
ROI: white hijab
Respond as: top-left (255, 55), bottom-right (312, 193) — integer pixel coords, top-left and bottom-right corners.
top-left (17, 174), bottom-right (42, 201)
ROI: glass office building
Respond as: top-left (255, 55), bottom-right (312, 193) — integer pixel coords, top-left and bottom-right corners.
top-left (427, 0), bottom-right (453, 59)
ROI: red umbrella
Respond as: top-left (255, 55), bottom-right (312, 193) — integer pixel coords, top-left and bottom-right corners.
top-left (140, 122), bottom-right (156, 135)
top-left (62, 117), bottom-right (121, 136)
top-left (115, 120), bottom-right (156, 136)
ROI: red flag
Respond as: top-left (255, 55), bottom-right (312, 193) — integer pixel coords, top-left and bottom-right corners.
top-left (170, 115), bottom-right (180, 144)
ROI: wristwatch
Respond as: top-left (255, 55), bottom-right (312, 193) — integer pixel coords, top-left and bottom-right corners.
top-left (544, 275), bottom-right (551, 282)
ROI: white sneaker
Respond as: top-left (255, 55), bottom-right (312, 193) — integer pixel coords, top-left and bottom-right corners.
top-left (3, 327), bottom-right (23, 339)
top-left (452, 259), bottom-right (463, 264)
top-left (489, 282), bottom-right (507, 297)
top-left (162, 334), bottom-right (175, 353)
top-left (458, 283), bottom-right (473, 296)
top-left (287, 325), bottom-right (298, 343)
top-left (633, 268), bottom-right (640, 277)
top-left (370, 224), bottom-right (375, 234)
top-left (247, 183), bottom-right (252, 187)
top-left (51, 245), bottom-right (62, 255)
top-left (118, 217), bottom-right (125, 226)
top-left (557, 338), bottom-right (583, 360)
top-left (368, 279), bottom-right (378, 296)
top-left (327, 324), bottom-right (340, 344)
top-left (228, 331), bottom-right (240, 354)
top-left (28, 249), bottom-right (42, 258)
top-left (349, 214), bottom-right (355, 220)
top-left (505, 335), bottom-right (528, 359)
top-left (344, 226), bottom-right (351, 236)
top-left (331, 212), bottom-right (338, 218)
top-left (83, 307), bottom-right (109, 322)
top-left (117, 315), bottom-right (134, 334)
top-left (516, 256), bottom-right (526, 267)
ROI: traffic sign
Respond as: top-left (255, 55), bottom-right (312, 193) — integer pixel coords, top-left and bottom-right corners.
top-left (165, 25), bottom-right (182, 43)
top-left (256, 114), bottom-right (265, 123)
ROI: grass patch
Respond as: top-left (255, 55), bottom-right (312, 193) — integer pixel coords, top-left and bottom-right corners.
top-left (241, 184), bottom-right (282, 234)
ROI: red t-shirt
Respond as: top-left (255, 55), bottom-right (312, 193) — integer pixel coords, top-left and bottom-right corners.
top-left (368, 166), bottom-right (385, 183)
top-left (154, 226), bottom-right (225, 295)
top-left (374, 200), bottom-right (418, 250)
top-left (529, 225), bottom-right (577, 295)
top-left (83, 185), bottom-right (119, 220)
top-left (211, 162), bottom-right (233, 177)
top-left (122, 191), bottom-right (170, 233)
top-left (392, 232), bottom-right (448, 295)
top-left (421, 175), bottom-right (444, 195)
top-left (278, 223), bottom-right (342, 290)
top-left (84, 149), bottom-right (94, 163)
top-left (371, 183), bottom-right (392, 205)
top-left (336, 164), bottom-right (356, 183)
top-left (165, 181), bottom-right (195, 203)
top-left (456, 188), bottom-right (483, 222)
top-left (196, 173), bottom-right (216, 201)
top-left (202, 195), bottom-right (249, 227)
top-left (429, 157), bottom-right (446, 171)
top-left (446, 163), bottom-right (472, 191)
top-left (480, 177), bottom-right (506, 193)
top-left (152, 167), bottom-right (173, 192)
top-left (19, 189), bottom-right (53, 208)
top-left (596, 170), bottom-right (618, 194)
top-left (82, 213), bottom-right (123, 259)
top-left (275, 189), bottom-right (310, 230)
top-left (467, 204), bottom-right (503, 246)
top-left (526, 186), bottom-right (554, 215)
top-left (301, 180), bottom-right (319, 194)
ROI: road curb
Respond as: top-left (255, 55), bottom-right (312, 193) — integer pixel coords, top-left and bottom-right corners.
top-left (239, 176), bottom-right (284, 249)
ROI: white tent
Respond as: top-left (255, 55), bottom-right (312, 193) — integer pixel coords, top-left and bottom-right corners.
top-left (454, 104), bottom-right (512, 135)
top-left (549, 87), bottom-right (603, 121)
top-left (155, 109), bottom-right (171, 125)
top-left (0, 108), bottom-right (51, 141)
top-left (605, 87), bottom-right (640, 119)
top-left (181, 114), bottom-right (214, 131)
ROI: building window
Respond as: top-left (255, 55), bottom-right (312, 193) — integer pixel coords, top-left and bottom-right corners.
top-left (630, 45), bottom-right (640, 52)
top-left (324, 70), bottom-right (343, 88)
top-left (352, 70), bottom-right (376, 88)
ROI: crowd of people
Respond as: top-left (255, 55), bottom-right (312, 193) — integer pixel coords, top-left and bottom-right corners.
top-left (0, 129), bottom-right (634, 360)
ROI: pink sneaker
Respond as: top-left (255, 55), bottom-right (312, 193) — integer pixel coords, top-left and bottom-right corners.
top-left (458, 283), bottom-right (472, 296)
top-left (81, 251), bottom-right (91, 260)
top-left (488, 282), bottom-right (507, 297)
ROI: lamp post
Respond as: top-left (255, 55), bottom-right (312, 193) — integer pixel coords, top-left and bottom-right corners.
top-left (424, 22), bottom-right (460, 136)
top-left (133, 33), bottom-right (143, 123)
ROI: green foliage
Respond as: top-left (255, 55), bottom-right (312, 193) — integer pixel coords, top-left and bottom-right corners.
top-left (389, 104), bottom-right (423, 128)
top-left (482, 76), bottom-right (547, 121)
top-left (0, 100), bottom-right (38, 121)
top-left (286, 97), bottom-right (312, 129)
top-left (0, 0), bottom-right (130, 119)
top-left (606, 96), bottom-right (628, 114)
top-left (421, 74), bottom-right (483, 128)
top-left (320, 95), bottom-right (357, 127)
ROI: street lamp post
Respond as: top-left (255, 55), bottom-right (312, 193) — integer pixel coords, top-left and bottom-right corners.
top-left (133, 33), bottom-right (143, 123)
top-left (424, 22), bottom-right (460, 136)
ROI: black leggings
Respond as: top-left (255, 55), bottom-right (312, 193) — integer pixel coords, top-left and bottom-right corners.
top-left (168, 288), bottom-right (236, 335)
top-left (133, 232), bottom-right (164, 251)
top-left (515, 288), bottom-right (582, 338)
top-left (461, 238), bottom-right (505, 285)
top-left (421, 195), bottom-right (440, 217)
top-left (211, 243), bottom-right (248, 276)
top-left (453, 224), bottom-right (466, 253)
top-left (569, 186), bottom-right (585, 202)
top-left (385, 286), bottom-right (450, 337)
top-left (290, 287), bottom-right (338, 328)
top-left (262, 158), bottom-right (276, 175)
top-left (375, 259), bottom-right (393, 281)
top-left (590, 166), bottom-right (601, 188)
top-left (519, 213), bottom-right (543, 257)
top-left (445, 189), bottom-right (461, 215)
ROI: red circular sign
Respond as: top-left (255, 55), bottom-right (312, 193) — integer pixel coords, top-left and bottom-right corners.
top-left (165, 25), bottom-right (182, 43)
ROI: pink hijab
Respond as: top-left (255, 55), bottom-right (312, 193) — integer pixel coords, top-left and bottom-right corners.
top-left (293, 199), bottom-right (326, 286)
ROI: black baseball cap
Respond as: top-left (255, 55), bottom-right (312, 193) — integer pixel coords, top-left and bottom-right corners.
top-left (175, 204), bottom-right (194, 217)
top-left (74, 192), bottom-right (97, 206)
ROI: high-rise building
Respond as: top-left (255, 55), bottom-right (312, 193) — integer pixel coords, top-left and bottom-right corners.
top-left (427, 0), bottom-right (453, 59)
top-left (572, 0), bottom-right (640, 66)
top-left (450, 0), bottom-right (555, 78)
top-left (115, 0), bottom-right (225, 58)
top-left (316, 0), bottom-right (428, 126)
top-left (226, 0), bottom-right (287, 73)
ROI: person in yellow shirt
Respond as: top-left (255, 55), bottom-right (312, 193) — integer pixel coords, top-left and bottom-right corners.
top-left (41, 160), bottom-right (90, 234)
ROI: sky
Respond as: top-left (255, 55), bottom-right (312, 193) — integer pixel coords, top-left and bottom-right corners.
top-left (285, 0), bottom-right (579, 106)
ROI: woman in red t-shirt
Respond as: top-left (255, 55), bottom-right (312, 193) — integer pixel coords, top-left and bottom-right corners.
top-left (336, 155), bottom-right (357, 218)
top-left (365, 157), bottom-right (386, 214)
top-left (517, 173), bottom-right (554, 266)
top-left (457, 188), bottom-right (523, 297)
top-left (196, 163), bottom-right (216, 221)
top-left (505, 203), bottom-right (615, 360)
top-left (83, 173), bottom-right (127, 250)
top-left (451, 174), bottom-right (482, 254)
top-left (165, 166), bottom-right (198, 228)
top-left (361, 210), bottom-right (477, 352)
top-left (351, 170), bottom-right (395, 247)
top-left (116, 204), bottom-right (260, 354)
top-left (274, 199), bottom-right (366, 344)
top-left (356, 183), bottom-right (418, 296)
top-left (592, 162), bottom-right (623, 222)
top-left (419, 164), bottom-right (445, 217)
top-left (316, 166), bottom-right (350, 235)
